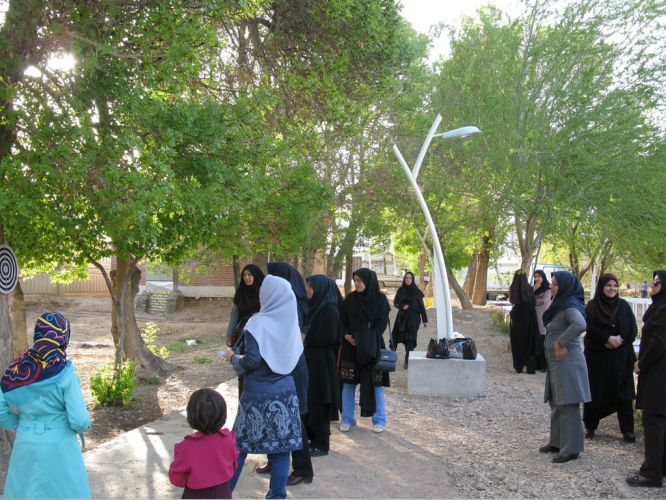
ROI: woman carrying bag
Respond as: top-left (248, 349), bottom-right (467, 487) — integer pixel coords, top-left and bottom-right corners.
top-left (390, 272), bottom-right (428, 369)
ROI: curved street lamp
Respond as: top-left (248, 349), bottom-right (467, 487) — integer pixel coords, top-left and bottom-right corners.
top-left (392, 114), bottom-right (480, 340)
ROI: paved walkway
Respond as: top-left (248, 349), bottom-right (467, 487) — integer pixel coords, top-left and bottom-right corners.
top-left (84, 380), bottom-right (458, 498)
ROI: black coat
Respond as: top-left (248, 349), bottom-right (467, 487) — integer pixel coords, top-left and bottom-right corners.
top-left (391, 288), bottom-right (428, 350)
top-left (509, 301), bottom-right (539, 373)
top-left (304, 303), bottom-right (341, 423)
top-left (636, 306), bottom-right (666, 414)
top-left (584, 299), bottom-right (637, 403)
top-left (339, 291), bottom-right (390, 416)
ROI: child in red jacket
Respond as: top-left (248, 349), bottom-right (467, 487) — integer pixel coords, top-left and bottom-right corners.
top-left (169, 389), bottom-right (239, 499)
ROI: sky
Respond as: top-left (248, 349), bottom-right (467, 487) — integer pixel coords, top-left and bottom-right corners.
top-left (399, 0), bottom-right (524, 59)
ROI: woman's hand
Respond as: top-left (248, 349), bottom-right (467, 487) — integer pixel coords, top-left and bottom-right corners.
top-left (402, 304), bottom-right (409, 310)
top-left (223, 348), bottom-right (234, 362)
top-left (554, 340), bottom-right (568, 361)
top-left (606, 335), bottom-right (623, 349)
top-left (344, 334), bottom-right (356, 346)
top-left (225, 337), bottom-right (233, 348)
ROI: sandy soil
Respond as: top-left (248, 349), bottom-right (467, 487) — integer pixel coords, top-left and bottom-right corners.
top-left (22, 294), bottom-right (660, 499)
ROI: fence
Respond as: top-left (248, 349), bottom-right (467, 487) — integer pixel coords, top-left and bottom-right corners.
top-left (21, 267), bottom-right (110, 296)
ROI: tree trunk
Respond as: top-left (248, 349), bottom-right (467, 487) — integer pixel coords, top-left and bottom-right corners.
top-left (344, 250), bottom-right (353, 296)
top-left (0, 294), bottom-right (14, 491)
top-left (472, 247), bottom-right (490, 306)
top-left (9, 282), bottom-right (26, 358)
top-left (105, 256), bottom-right (175, 379)
top-left (463, 253), bottom-right (478, 297)
top-left (301, 248), bottom-right (318, 277)
top-left (253, 253), bottom-right (268, 276)
top-left (447, 267), bottom-right (473, 310)
top-left (417, 250), bottom-right (426, 291)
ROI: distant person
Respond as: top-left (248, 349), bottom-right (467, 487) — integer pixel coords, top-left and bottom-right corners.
top-left (169, 389), bottom-right (239, 499)
top-left (0, 312), bottom-right (91, 499)
top-left (533, 270), bottom-right (551, 371)
top-left (225, 264), bottom-right (265, 348)
top-left (508, 270), bottom-right (539, 374)
top-left (641, 280), bottom-right (649, 299)
top-left (339, 268), bottom-right (390, 433)
top-left (539, 272), bottom-right (590, 464)
top-left (224, 275), bottom-right (304, 499)
top-left (390, 271), bottom-right (428, 369)
top-left (626, 270), bottom-right (666, 488)
top-left (303, 275), bottom-right (342, 457)
top-left (583, 273), bottom-right (637, 442)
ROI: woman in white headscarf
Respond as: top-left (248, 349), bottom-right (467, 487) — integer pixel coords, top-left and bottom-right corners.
top-left (224, 275), bottom-right (303, 499)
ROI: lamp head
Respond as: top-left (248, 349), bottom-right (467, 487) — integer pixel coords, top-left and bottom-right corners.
top-left (434, 126), bottom-right (481, 140)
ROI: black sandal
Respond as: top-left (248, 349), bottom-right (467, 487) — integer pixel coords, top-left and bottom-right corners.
top-left (626, 475), bottom-right (662, 487)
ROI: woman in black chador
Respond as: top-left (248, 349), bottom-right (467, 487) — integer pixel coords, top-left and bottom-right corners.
top-left (225, 264), bottom-right (264, 347)
top-left (390, 272), bottom-right (428, 369)
top-left (303, 275), bottom-right (342, 457)
top-left (509, 270), bottom-right (539, 374)
top-left (583, 273), bottom-right (637, 442)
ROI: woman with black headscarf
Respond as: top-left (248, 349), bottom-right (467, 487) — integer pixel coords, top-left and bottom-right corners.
top-left (339, 268), bottom-right (390, 434)
top-left (533, 270), bottom-right (551, 371)
top-left (539, 271), bottom-right (590, 464)
top-left (303, 275), bottom-right (343, 457)
top-left (225, 264), bottom-right (265, 347)
top-left (626, 270), bottom-right (666, 488)
top-left (391, 272), bottom-right (428, 369)
top-left (508, 270), bottom-right (539, 374)
top-left (583, 273), bottom-right (637, 442)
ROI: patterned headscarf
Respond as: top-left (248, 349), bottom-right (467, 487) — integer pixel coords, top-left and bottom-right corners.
top-left (1, 312), bottom-right (70, 393)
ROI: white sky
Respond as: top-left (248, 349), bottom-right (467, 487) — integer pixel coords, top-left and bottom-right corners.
top-left (399, 0), bottom-right (525, 60)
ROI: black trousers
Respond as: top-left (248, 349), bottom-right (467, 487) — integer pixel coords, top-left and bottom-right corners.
top-left (306, 417), bottom-right (331, 451)
top-left (640, 412), bottom-right (666, 482)
top-left (583, 399), bottom-right (634, 433)
top-left (291, 414), bottom-right (313, 478)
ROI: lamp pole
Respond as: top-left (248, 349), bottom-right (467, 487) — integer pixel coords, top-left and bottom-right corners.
top-left (392, 114), bottom-right (480, 339)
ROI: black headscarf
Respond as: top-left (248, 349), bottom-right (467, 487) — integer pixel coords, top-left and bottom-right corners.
top-left (233, 264), bottom-right (264, 317)
top-left (352, 268), bottom-right (386, 321)
top-left (533, 269), bottom-right (550, 296)
top-left (542, 271), bottom-right (586, 326)
top-left (399, 272), bottom-right (424, 300)
top-left (305, 274), bottom-right (343, 326)
top-left (267, 262), bottom-right (310, 329)
top-left (643, 270), bottom-right (666, 323)
top-left (585, 273), bottom-right (620, 326)
top-left (509, 270), bottom-right (535, 305)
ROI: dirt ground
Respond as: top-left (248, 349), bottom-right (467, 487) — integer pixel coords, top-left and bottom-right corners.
top-left (23, 293), bottom-right (660, 499)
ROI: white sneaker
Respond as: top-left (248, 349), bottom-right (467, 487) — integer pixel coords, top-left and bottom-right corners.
top-left (373, 425), bottom-right (385, 433)
top-left (339, 423), bottom-right (351, 432)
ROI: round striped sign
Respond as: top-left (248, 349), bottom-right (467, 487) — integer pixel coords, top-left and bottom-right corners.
top-left (0, 245), bottom-right (19, 294)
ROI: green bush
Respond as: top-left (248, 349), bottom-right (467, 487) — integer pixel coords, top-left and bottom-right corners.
top-left (194, 356), bottom-right (211, 364)
top-left (90, 360), bottom-right (136, 406)
top-left (141, 322), bottom-right (169, 360)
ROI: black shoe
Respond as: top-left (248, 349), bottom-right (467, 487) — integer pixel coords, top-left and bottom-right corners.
top-left (403, 362), bottom-right (408, 369)
top-left (552, 453), bottom-right (579, 463)
top-left (286, 474), bottom-right (313, 486)
top-left (539, 445), bottom-right (559, 453)
top-left (626, 475), bottom-right (662, 487)
top-left (255, 462), bottom-right (271, 474)
top-left (585, 429), bottom-right (595, 439)
top-left (623, 431), bottom-right (636, 443)
top-left (310, 447), bottom-right (328, 457)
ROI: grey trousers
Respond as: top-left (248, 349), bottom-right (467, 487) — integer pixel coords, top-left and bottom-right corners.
top-left (549, 400), bottom-right (584, 455)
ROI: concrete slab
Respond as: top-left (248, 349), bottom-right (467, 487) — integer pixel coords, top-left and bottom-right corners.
top-left (407, 351), bottom-right (486, 398)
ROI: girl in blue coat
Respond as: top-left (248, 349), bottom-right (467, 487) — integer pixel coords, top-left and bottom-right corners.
top-left (0, 312), bottom-right (91, 499)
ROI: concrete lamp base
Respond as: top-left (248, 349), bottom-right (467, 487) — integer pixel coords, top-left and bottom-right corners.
top-left (407, 351), bottom-right (486, 398)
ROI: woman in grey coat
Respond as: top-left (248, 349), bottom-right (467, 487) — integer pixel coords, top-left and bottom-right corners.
top-left (539, 271), bottom-right (591, 463)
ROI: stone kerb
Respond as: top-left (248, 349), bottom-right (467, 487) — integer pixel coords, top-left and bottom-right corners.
top-left (407, 350), bottom-right (486, 398)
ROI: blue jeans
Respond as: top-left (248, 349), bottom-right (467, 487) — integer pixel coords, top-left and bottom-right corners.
top-left (341, 383), bottom-right (386, 427)
top-left (230, 452), bottom-right (290, 499)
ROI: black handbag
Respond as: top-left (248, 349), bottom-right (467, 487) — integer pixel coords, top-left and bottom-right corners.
top-left (375, 348), bottom-right (397, 372)
top-left (447, 337), bottom-right (478, 360)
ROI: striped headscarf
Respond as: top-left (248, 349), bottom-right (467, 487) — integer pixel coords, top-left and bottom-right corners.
top-left (1, 312), bottom-right (70, 393)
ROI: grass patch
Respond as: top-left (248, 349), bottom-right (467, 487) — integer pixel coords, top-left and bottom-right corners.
top-left (166, 336), bottom-right (204, 354)
top-left (144, 376), bottom-right (160, 385)
top-left (490, 309), bottom-right (510, 336)
top-left (194, 356), bottom-right (211, 364)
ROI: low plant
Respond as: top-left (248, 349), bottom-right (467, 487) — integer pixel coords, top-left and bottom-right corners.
top-left (167, 337), bottom-right (204, 354)
top-left (144, 376), bottom-right (160, 385)
top-left (141, 322), bottom-right (169, 360)
top-left (194, 356), bottom-right (211, 364)
top-left (90, 360), bottom-right (136, 406)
